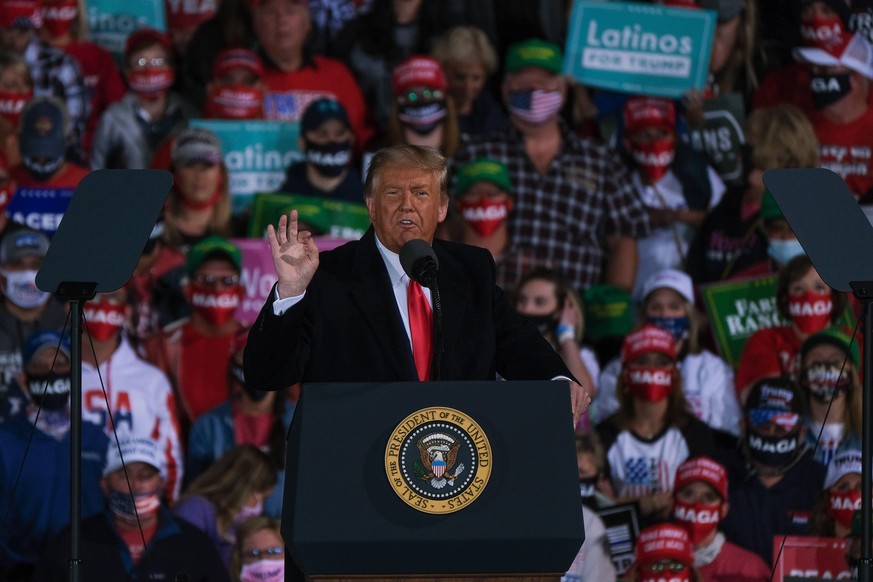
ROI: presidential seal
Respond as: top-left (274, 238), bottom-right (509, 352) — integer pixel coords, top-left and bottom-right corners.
top-left (385, 407), bottom-right (492, 514)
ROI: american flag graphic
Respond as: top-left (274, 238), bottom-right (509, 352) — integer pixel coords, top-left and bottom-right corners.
top-left (622, 458), bottom-right (670, 498)
top-left (508, 90), bottom-right (563, 117)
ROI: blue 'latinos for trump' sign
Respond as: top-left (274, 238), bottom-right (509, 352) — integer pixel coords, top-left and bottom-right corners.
top-left (563, 0), bottom-right (716, 98)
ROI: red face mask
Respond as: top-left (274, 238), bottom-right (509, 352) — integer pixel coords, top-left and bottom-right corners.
top-left (190, 284), bottom-right (241, 326)
top-left (624, 366), bottom-right (673, 402)
top-left (0, 89), bottom-right (32, 127)
top-left (631, 138), bottom-right (675, 183)
top-left (84, 299), bottom-right (126, 342)
top-left (639, 565), bottom-right (691, 582)
top-left (672, 499), bottom-right (721, 544)
top-left (801, 14), bottom-right (851, 55)
top-left (788, 290), bottom-right (832, 334)
top-left (455, 197), bottom-right (512, 238)
top-left (41, 0), bottom-right (78, 37)
top-left (203, 84), bottom-right (264, 120)
top-left (127, 68), bottom-right (175, 100)
top-left (0, 176), bottom-right (14, 215)
top-left (828, 489), bottom-right (862, 529)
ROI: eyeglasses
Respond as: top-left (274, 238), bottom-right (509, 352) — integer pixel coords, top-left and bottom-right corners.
top-left (130, 57), bottom-right (167, 69)
top-left (397, 89), bottom-right (445, 106)
top-left (645, 561), bottom-right (688, 573)
top-left (192, 274), bottom-right (240, 288)
top-left (242, 546), bottom-right (284, 562)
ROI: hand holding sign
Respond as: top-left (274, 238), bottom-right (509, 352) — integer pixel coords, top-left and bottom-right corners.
top-left (268, 210), bottom-right (319, 299)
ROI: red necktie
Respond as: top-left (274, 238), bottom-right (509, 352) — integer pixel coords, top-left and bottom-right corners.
top-left (407, 279), bottom-right (432, 381)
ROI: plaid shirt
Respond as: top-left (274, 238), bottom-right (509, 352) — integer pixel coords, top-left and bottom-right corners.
top-left (454, 123), bottom-right (650, 292)
top-left (23, 36), bottom-right (89, 145)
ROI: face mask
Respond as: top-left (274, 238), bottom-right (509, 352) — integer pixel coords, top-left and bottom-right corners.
top-left (41, 0), bottom-right (78, 37)
top-left (0, 178), bottom-right (14, 215)
top-left (107, 489), bottom-right (161, 525)
top-left (673, 499), bottom-right (720, 544)
top-left (801, 363), bottom-right (851, 402)
top-left (234, 499), bottom-right (264, 526)
top-left (828, 489), bottom-right (862, 529)
top-left (2, 270), bottom-right (50, 309)
top-left (398, 101), bottom-right (447, 134)
top-left (22, 156), bottom-right (64, 182)
top-left (788, 290), bottom-right (832, 334)
top-left (579, 476), bottom-right (597, 503)
top-left (810, 72), bottom-right (852, 110)
top-left (230, 360), bottom-right (270, 402)
top-left (304, 140), bottom-right (352, 178)
top-left (127, 68), bottom-right (175, 100)
top-left (639, 565), bottom-right (691, 582)
top-left (523, 313), bottom-right (558, 336)
top-left (631, 138), bottom-right (676, 183)
top-left (190, 284), bottom-right (240, 326)
top-left (624, 366), bottom-right (673, 403)
top-left (203, 84), bottom-right (264, 120)
top-left (507, 89), bottom-right (564, 124)
top-left (767, 238), bottom-right (804, 267)
top-left (747, 430), bottom-right (800, 468)
top-left (801, 14), bottom-right (849, 50)
top-left (84, 299), bottom-right (126, 342)
top-left (455, 198), bottom-right (512, 237)
top-left (240, 559), bottom-right (284, 582)
top-left (0, 89), bottom-right (32, 127)
top-left (27, 371), bottom-right (71, 411)
top-left (647, 316), bottom-right (689, 344)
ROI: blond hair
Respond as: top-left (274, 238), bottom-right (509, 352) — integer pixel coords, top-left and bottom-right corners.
top-left (364, 144), bottom-right (448, 200)
top-left (432, 26), bottom-right (498, 75)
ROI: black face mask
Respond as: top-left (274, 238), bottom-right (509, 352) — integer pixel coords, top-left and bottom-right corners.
top-left (22, 156), bottom-right (64, 182)
top-left (810, 72), bottom-right (852, 109)
top-left (230, 361), bottom-right (270, 403)
top-left (746, 430), bottom-right (801, 468)
top-left (28, 371), bottom-right (71, 411)
top-left (304, 139), bottom-right (352, 178)
top-left (523, 313), bottom-right (559, 336)
top-left (579, 476), bottom-right (598, 507)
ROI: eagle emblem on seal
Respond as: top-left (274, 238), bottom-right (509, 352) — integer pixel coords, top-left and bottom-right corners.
top-left (417, 433), bottom-right (466, 489)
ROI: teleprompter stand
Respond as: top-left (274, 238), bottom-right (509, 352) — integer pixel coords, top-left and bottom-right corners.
top-left (35, 169), bottom-right (172, 582)
top-left (764, 168), bottom-right (873, 582)
top-left (282, 380), bottom-right (585, 581)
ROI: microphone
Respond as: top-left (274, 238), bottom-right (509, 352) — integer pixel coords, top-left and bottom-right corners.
top-left (400, 239), bottom-right (439, 288)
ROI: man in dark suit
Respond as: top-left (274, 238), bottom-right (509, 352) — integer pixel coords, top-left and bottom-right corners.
top-left (244, 145), bottom-right (589, 422)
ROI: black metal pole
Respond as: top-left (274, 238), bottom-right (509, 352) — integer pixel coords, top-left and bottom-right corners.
top-left (68, 299), bottom-right (82, 582)
top-left (862, 299), bottom-right (873, 582)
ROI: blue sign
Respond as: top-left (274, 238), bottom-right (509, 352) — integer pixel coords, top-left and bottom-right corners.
top-left (84, 0), bottom-right (167, 63)
top-left (7, 187), bottom-right (74, 236)
top-left (564, 0), bottom-right (716, 98)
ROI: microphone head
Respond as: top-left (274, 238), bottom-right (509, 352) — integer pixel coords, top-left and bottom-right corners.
top-left (399, 239), bottom-right (439, 287)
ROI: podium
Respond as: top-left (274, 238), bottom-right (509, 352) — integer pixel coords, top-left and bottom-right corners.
top-left (282, 381), bottom-right (585, 581)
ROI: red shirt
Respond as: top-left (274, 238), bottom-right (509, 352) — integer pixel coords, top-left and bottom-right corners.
top-left (177, 323), bottom-right (236, 422)
top-left (10, 162), bottom-right (90, 189)
top-left (808, 105), bottom-right (873, 203)
top-left (262, 55), bottom-right (374, 149)
top-left (735, 325), bottom-right (802, 398)
top-left (698, 539), bottom-right (772, 582)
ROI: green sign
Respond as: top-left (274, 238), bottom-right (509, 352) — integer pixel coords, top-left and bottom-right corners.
top-left (85, 0), bottom-right (166, 63)
top-left (248, 193), bottom-right (370, 240)
top-left (702, 275), bottom-right (855, 367)
top-left (685, 93), bottom-right (747, 187)
top-left (564, 0), bottom-right (716, 98)
top-left (190, 119), bottom-right (302, 213)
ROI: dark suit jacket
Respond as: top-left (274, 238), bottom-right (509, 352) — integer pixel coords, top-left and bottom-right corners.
top-left (244, 229), bottom-right (571, 389)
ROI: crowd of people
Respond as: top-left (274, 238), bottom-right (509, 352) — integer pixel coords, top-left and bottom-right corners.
top-left (0, 0), bottom-right (871, 580)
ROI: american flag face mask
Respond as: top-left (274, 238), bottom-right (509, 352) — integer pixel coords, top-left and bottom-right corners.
top-left (507, 89), bottom-right (564, 124)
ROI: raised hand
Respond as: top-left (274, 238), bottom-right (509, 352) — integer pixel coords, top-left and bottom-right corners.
top-left (267, 210), bottom-right (320, 298)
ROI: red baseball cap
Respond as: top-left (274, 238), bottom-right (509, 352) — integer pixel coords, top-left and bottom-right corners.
top-left (392, 56), bottom-right (447, 97)
top-left (635, 523), bottom-right (693, 567)
top-left (0, 0), bottom-right (41, 28)
top-left (623, 96), bottom-right (676, 135)
top-left (124, 28), bottom-right (173, 62)
top-left (674, 455), bottom-right (728, 500)
top-left (621, 324), bottom-right (676, 364)
top-left (212, 48), bottom-right (264, 80)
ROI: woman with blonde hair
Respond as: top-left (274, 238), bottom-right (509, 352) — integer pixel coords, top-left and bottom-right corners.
top-left (229, 516), bottom-right (284, 582)
top-left (432, 26), bottom-right (507, 138)
top-left (173, 445), bottom-right (277, 566)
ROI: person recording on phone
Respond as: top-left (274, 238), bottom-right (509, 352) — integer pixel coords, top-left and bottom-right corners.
top-left (244, 145), bottom-right (589, 423)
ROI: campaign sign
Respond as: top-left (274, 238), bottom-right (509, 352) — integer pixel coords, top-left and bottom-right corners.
top-left (701, 275), bottom-right (854, 367)
top-left (596, 502), bottom-right (641, 576)
top-left (85, 0), bottom-right (166, 62)
top-left (248, 193), bottom-right (370, 240)
top-left (772, 536), bottom-right (851, 581)
top-left (684, 92), bottom-right (747, 187)
top-left (189, 119), bottom-right (302, 214)
top-left (7, 187), bottom-right (74, 236)
top-left (564, 0), bottom-right (716, 98)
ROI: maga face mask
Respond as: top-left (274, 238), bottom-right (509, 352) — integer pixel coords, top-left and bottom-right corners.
top-left (746, 430), bottom-right (801, 468)
top-left (810, 72), bottom-right (851, 110)
top-left (204, 84), bottom-right (264, 120)
top-left (128, 68), bottom-right (175, 100)
top-left (0, 89), bottom-right (32, 127)
top-left (305, 140), bottom-right (352, 178)
top-left (828, 489), bottom-right (862, 529)
top-left (673, 499), bottom-right (720, 544)
top-left (788, 290), bottom-right (832, 334)
top-left (624, 366), bottom-right (673, 403)
top-left (190, 284), bottom-right (240, 326)
top-left (455, 197), bottom-right (512, 237)
top-left (84, 299), bottom-right (126, 342)
top-left (28, 371), bottom-right (71, 411)
top-left (631, 138), bottom-right (675, 183)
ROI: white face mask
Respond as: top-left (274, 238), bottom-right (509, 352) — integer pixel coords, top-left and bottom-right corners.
top-left (240, 559), bottom-right (284, 582)
top-left (2, 269), bottom-right (50, 309)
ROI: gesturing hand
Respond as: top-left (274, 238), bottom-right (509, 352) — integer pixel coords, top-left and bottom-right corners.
top-left (268, 210), bottom-right (320, 298)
